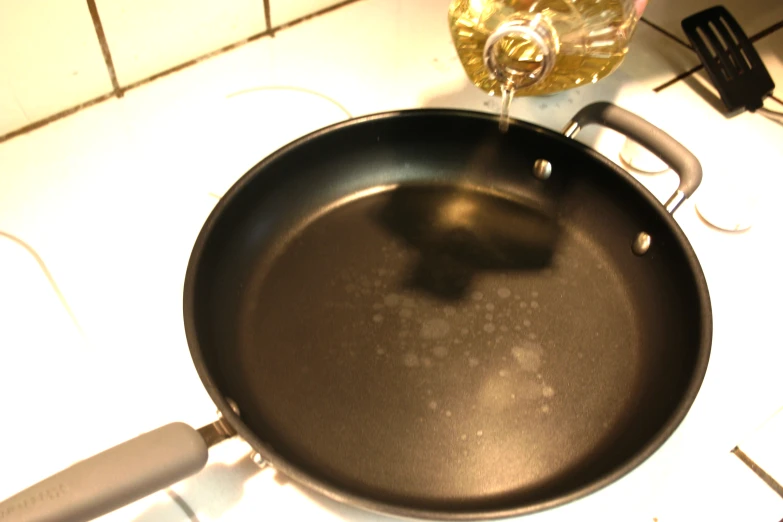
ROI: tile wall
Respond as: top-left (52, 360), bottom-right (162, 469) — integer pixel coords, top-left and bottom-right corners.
top-left (0, 0), bottom-right (349, 139)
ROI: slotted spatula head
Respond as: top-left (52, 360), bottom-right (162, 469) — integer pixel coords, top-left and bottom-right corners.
top-left (682, 5), bottom-right (775, 115)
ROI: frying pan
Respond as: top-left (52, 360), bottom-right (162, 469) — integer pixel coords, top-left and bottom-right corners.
top-left (0, 102), bottom-right (711, 522)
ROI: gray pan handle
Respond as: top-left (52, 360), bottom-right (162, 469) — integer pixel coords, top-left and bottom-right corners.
top-left (562, 101), bottom-right (703, 214)
top-left (0, 423), bottom-right (208, 522)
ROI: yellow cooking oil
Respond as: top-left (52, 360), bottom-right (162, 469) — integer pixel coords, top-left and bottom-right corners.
top-left (448, 0), bottom-right (642, 98)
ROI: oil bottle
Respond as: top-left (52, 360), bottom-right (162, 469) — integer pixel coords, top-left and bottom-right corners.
top-left (448, 0), bottom-right (647, 129)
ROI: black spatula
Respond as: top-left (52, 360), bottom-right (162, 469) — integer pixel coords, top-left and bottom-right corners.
top-left (681, 5), bottom-right (775, 116)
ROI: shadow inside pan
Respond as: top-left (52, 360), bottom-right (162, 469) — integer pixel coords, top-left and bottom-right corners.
top-left (373, 183), bottom-right (560, 300)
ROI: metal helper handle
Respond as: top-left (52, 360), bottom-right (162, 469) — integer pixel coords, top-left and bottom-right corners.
top-left (0, 420), bottom-right (235, 522)
top-left (562, 102), bottom-right (703, 214)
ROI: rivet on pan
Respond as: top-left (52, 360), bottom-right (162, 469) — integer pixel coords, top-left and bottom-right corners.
top-left (251, 451), bottom-right (268, 468)
top-left (632, 232), bottom-right (651, 256)
top-left (226, 398), bottom-right (241, 415)
top-left (533, 159), bottom-right (552, 180)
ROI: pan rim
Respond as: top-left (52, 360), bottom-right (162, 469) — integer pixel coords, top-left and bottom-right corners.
top-left (182, 106), bottom-right (712, 520)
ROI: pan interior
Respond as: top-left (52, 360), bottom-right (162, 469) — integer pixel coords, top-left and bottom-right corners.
top-left (190, 112), bottom-right (706, 515)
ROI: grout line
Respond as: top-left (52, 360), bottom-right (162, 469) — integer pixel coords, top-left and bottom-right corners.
top-left (0, 0), bottom-right (367, 145)
top-left (640, 18), bottom-right (692, 49)
top-left (262, 0), bottom-right (273, 34)
top-left (653, 64), bottom-right (702, 93)
top-left (731, 446), bottom-right (783, 499)
top-left (121, 0), bottom-right (369, 93)
top-left (86, 0), bottom-right (122, 97)
top-left (271, 0), bottom-right (365, 32)
top-left (118, 28), bottom-right (274, 93)
top-left (0, 92), bottom-right (115, 144)
top-left (749, 19), bottom-right (783, 42)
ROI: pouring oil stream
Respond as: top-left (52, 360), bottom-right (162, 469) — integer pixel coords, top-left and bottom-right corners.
top-left (498, 86), bottom-right (514, 133)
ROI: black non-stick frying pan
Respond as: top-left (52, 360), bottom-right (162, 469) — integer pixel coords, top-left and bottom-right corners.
top-left (1, 102), bottom-right (711, 522)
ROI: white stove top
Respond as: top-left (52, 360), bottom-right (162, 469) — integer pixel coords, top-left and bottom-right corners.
top-left (1, 0), bottom-right (783, 521)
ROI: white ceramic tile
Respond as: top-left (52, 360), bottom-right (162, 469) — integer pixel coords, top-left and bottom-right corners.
top-left (266, 0), bottom-right (400, 115)
top-left (95, 0), bottom-right (267, 86)
top-left (0, 90), bottom-right (220, 452)
top-left (0, 85), bottom-right (223, 513)
top-left (269, 0), bottom-right (347, 28)
top-left (110, 35), bottom-right (279, 198)
top-left (0, 235), bottom-right (90, 501)
top-left (0, 0), bottom-right (113, 135)
top-left (181, 0), bottom-right (402, 193)
top-left (643, 0), bottom-right (783, 44)
top-left (651, 451), bottom-right (783, 522)
top-left (0, 233), bottom-right (86, 354)
top-left (739, 406), bottom-right (783, 487)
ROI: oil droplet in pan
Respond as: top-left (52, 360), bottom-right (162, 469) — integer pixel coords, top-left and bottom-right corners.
top-left (421, 319), bottom-right (450, 339)
top-left (384, 294), bottom-right (401, 306)
top-left (403, 352), bottom-right (420, 367)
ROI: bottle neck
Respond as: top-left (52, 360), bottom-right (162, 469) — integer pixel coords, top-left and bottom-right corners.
top-left (482, 17), bottom-right (557, 92)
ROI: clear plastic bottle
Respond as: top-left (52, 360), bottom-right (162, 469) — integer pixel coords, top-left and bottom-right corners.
top-left (448, 0), bottom-right (647, 128)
